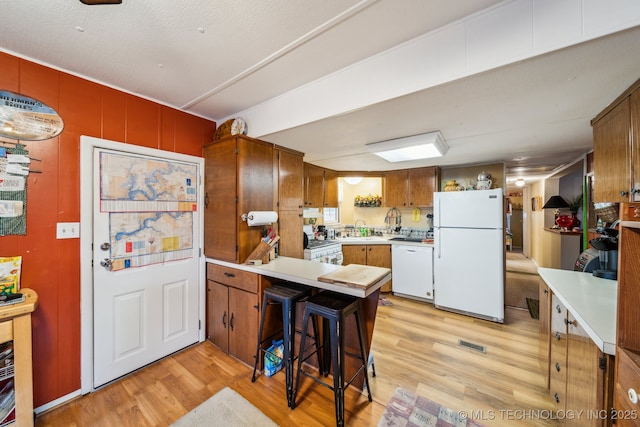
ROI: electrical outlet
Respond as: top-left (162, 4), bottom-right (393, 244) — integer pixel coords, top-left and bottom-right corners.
top-left (56, 222), bottom-right (80, 239)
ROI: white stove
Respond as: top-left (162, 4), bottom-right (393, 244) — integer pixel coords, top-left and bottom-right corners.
top-left (304, 239), bottom-right (343, 265)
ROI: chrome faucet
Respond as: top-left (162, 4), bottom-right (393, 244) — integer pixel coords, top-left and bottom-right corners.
top-left (354, 219), bottom-right (366, 228)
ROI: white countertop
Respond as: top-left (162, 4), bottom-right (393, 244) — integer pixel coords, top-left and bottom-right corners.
top-left (206, 256), bottom-right (390, 298)
top-left (538, 267), bottom-right (617, 355)
top-left (334, 236), bottom-right (434, 247)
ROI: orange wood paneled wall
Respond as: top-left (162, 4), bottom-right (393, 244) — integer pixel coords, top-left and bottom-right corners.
top-left (0, 51), bottom-right (215, 407)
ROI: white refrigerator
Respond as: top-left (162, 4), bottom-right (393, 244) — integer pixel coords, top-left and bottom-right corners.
top-left (433, 188), bottom-right (505, 322)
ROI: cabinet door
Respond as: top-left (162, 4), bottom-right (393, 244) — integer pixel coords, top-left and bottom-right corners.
top-left (228, 287), bottom-right (260, 366)
top-left (408, 167), bottom-right (438, 207)
top-left (617, 226), bottom-right (640, 352)
top-left (384, 171), bottom-right (408, 207)
top-left (304, 163), bottom-right (324, 207)
top-left (593, 97), bottom-right (631, 203)
top-left (278, 209), bottom-right (304, 259)
top-left (614, 347), bottom-right (640, 427)
top-left (342, 245), bottom-right (367, 265)
top-left (367, 245), bottom-right (392, 292)
top-left (204, 140), bottom-right (237, 261)
top-left (323, 169), bottom-right (339, 207)
top-left (549, 294), bottom-right (568, 410)
top-left (277, 149), bottom-right (304, 211)
top-left (237, 137), bottom-right (274, 263)
top-left (631, 89), bottom-right (640, 201)
top-left (565, 312), bottom-right (606, 427)
top-left (207, 280), bottom-right (229, 353)
top-left (539, 280), bottom-right (551, 389)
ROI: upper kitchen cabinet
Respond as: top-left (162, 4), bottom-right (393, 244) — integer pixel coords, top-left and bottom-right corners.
top-left (383, 167), bottom-right (439, 207)
top-left (204, 135), bottom-right (274, 263)
top-left (592, 78), bottom-right (640, 203)
top-left (303, 163), bottom-right (339, 207)
top-left (275, 147), bottom-right (304, 259)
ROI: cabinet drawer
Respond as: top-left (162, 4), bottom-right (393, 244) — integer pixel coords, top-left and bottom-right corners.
top-left (207, 264), bottom-right (258, 294)
top-left (614, 347), bottom-right (640, 425)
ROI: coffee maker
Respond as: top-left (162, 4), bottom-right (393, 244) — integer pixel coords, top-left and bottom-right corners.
top-left (589, 225), bottom-right (619, 280)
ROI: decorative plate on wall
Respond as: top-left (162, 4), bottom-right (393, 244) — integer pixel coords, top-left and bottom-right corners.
top-left (0, 90), bottom-right (64, 140)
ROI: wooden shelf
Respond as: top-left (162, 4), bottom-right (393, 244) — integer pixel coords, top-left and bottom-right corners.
top-left (0, 288), bottom-right (38, 427)
top-left (544, 227), bottom-right (583, 236)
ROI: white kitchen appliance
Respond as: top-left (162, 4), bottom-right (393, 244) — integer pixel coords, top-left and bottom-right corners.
top-left (392, 244), bottom-right (433, 302)
top-left (304, 240), bottom-right (343, 265)
top-left (433, 188), bottom-right (504, 322)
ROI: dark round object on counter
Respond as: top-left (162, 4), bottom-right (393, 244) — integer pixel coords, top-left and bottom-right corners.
top-left (589, 237), bottom-right (618, 251)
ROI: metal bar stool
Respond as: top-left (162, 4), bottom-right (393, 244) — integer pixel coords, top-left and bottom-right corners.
top-left (251, 283), bottom-right (320, 408)
top-left (292, 290), bottom-right (372, 426)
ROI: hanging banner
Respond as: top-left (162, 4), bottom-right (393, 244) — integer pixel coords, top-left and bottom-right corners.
top-left (0, 90), bottom-right (64, 140)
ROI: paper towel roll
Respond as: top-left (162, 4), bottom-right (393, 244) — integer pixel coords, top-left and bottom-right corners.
top-left (246, 211), bottom-right (278, 226)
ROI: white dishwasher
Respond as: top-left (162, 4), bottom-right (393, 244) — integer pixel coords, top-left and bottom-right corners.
top-left (392, 244), bottom-right (434, 302)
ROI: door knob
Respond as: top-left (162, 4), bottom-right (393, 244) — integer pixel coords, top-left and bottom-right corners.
top-left (100, 259), bottom-right (113, 270)
top-left (100, 242), bottom-right (111, 251)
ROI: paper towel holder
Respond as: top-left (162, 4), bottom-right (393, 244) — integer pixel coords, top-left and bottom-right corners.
top-left (241, 211), bottom-right (278, 226)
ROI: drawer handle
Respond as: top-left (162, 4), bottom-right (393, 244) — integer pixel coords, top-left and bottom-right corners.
top-left (554, 392), bottom-right (560, 403)
top-left (556, 304), bottom-right (561, 313)
top-left (224, 272), bottom-right (236, 278)
top-left (229, 313), bottom-right (235, 331)
top-left (222, 311), bottom-right (227, 328)
top-left (555, 362), bottom-right (561, 372)
top-left (629, 388), bottom-right (638, 404)
top-left (555, 332), bottom-right (561, 340)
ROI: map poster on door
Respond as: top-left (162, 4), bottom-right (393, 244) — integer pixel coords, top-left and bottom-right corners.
top-left (99, 152), bottom-right (198, 271)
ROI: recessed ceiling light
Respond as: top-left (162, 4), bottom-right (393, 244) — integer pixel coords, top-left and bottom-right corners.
top-left (515, 179), bottom-right (525, 187)
top-left (198, 27), bottom-right (205, 33)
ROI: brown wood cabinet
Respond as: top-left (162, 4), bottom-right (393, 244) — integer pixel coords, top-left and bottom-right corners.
top-left (342, 244), bottom-right (392, 292)
top-left (592, 79), bottom-right (640, 203)
top-left (275, 148), bottom-right (304, 258)
top-left (613, 222), bottom-right (640, 425)
top-left (206, 263), bottom-right (260, 366)
top-left (383, 167), bottom-right (439, 207)
top-left (549, 294), bottom-right (568, 411)
top-left (303, 163), bottom-right (339, 207)
top-left (546, 292), bottom-right (612, 426)
top-left (203, 135), bottom-right (274, 263)
top-left (539, 280), bottom-right (551, 389)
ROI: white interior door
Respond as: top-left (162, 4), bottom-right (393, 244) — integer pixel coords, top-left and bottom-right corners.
top-left (92, 146), bottom-right (201, 387)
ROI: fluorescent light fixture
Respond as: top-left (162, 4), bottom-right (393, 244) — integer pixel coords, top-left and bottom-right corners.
top-left (366, 131), bottom-right (447, 162)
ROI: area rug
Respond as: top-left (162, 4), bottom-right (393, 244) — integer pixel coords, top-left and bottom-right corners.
top-left (379, 295), bottom-right (394, 306)
top-left (170, 387), bottom-right (278, 427)
top-left (526, 297), bottom-right (540, 319)
top-left (378, 387), bottom-right (486, 427)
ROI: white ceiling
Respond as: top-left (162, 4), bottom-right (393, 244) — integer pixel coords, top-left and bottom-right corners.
top-left (2, 0), bottom-right (640, 189)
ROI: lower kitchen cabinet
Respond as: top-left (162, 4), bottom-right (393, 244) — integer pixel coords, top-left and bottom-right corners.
top-left (546, 293), bottom-right (613, 426)
top-left (539, 280), bottom-right (551, 389)
top-left (342, 244), bottom-right (392, 292)
top-left (613, 347), bottom-right (640, 427)
top-left (206, 263), bottom-right (260, 366)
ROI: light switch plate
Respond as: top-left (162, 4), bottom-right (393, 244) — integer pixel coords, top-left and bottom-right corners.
top-left (56, 222), bottom-right (80, 239)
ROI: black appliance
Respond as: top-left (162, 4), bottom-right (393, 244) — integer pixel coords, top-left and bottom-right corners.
top-left (574, 226), bottom-right (618, 280)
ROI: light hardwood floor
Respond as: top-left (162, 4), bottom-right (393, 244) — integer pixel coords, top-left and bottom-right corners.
top-left (36, 295), bottom-right (559, 427)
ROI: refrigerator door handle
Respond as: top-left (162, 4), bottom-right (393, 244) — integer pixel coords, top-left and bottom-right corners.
top-left (436, 227), bottom-right (441, 258)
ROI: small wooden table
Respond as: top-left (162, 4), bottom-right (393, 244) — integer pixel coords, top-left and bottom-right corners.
top-left (0, 288), bottom-right (38, 427)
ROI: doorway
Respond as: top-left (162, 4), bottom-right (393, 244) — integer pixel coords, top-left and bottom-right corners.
top-left (80, 136), bottom-right (206, 393)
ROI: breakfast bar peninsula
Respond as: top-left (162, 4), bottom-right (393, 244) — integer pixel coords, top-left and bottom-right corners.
top-left (205, 256), bottom-right (390, 386)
